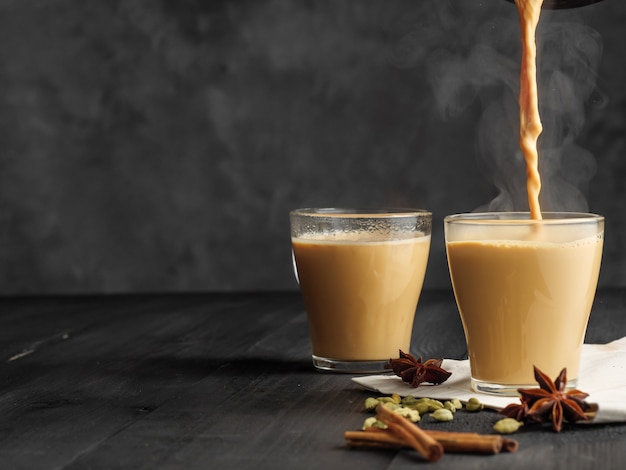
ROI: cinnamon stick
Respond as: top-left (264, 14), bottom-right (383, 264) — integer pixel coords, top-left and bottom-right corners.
top-left (502, 438), bottom-right (519, 453)
top-left (345, 428), bottom-right (519, 455)
top-left (423, 430), bottom-right (503, 454)
top-left (375, 404), bottom-right (444, 462)
top-left (345, 430), bottom-right (404, 449)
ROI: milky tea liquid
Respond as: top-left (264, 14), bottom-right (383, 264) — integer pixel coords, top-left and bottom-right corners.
top-left (446, 218), bottom-right (603, 388)
top-left (292, 232), bottom-right (430, 361)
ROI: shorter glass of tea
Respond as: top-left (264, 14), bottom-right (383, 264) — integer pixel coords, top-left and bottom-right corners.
top-left (290, 208), bottom-right (432, 373)
top-left (444, 212), bottom-right (604, 395)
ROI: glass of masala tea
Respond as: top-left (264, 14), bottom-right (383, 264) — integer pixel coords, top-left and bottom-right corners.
top-left (444, 212), bottom-right (604, 395)
top-left (290, 208), bottom-right (432, 373)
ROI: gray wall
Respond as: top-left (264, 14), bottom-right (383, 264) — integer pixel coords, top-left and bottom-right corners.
top-left (0, 0), bottom-right (624, 295)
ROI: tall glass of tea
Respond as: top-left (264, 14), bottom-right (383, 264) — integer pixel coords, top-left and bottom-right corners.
top-left (445, 212), bottom-right (604, 395)
top-left (290, 208), bottom-right (432, 373)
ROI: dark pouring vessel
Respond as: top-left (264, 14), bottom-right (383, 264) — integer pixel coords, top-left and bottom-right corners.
top-left (505, 0), bottom-right (603, 8)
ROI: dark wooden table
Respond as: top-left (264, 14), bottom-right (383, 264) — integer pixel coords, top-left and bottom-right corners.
top-left (1, 289), bottom-right (625, 469)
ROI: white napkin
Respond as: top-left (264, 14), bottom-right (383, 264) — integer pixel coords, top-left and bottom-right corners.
top-left (352, 336), bottom-right (626, 424)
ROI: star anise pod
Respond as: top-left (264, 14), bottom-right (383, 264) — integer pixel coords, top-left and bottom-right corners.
top-left (500, 366), bottom-right (591, 432)
top-left (386, 350), bottom-right (452, 388)
top-left (499, 400), bottom-right (530, 422)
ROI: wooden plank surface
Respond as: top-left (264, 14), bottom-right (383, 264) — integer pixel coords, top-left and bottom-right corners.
top-left (0, 290), bottom-right (625, 469)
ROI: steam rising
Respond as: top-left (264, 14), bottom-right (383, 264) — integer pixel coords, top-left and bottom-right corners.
top-left (393, 2), bottom-right (604, 213)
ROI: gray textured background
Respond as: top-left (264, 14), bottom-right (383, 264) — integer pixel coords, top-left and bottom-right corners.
top-left (0, 0), bottom-right (624, 295)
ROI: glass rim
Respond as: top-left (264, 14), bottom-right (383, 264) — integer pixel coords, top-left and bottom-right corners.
top-left (444, 211), bottom-right (604, 225)
top-left (290, 207), bottom-right (432, 218)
